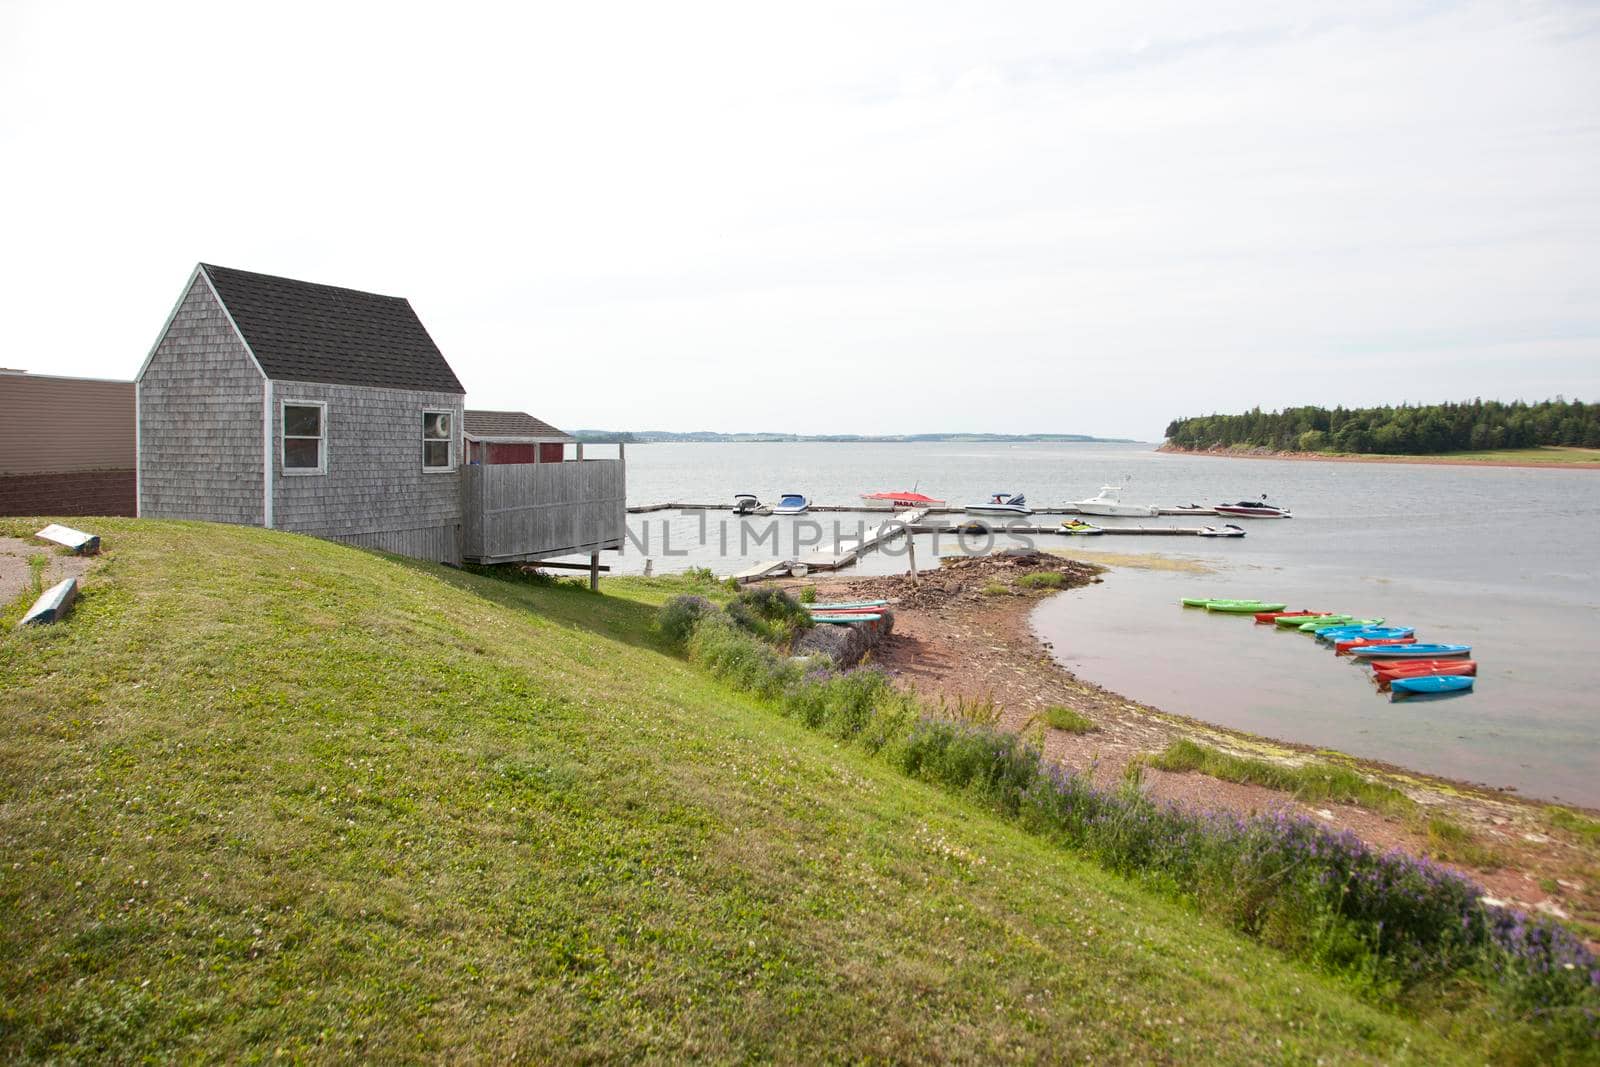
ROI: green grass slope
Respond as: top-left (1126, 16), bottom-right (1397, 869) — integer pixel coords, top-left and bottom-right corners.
top-left (0, 520), bottom-right (1472, 1062)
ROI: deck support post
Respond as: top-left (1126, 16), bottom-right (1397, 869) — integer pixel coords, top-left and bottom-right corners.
top-left (589, 552), bottom-right (600, 591)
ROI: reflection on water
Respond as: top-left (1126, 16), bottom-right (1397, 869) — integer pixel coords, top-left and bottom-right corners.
top-left (570, 441), bottom-right (1600, 805)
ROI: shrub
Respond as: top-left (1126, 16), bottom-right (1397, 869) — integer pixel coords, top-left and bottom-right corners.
top-left (724, 587), bottom-right (813, 643)
top-left (783, 667), bottom-right (892, 739)
top-left (1016, 571), bottom-right (1065, 590)
top-left (683, 565), bottom-right (718, 586)
top-left (798, 586), bottom-right (817, 604)
top-left (981, 582), bottom-right (1010, 596)
top-left (658, 594), bottom-right (716, 644)
top-left (687, 616), bottom-right (801, 700)
top-left (1041, 705), bottom-right (1095, 733)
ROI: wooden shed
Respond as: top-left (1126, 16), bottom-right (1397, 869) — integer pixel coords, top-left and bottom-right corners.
top-left (465, 410), bottom-right (574, 465)
top-left (137, 264), bottom-right (625, 569)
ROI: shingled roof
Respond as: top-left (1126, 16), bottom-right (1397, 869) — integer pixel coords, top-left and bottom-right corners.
top-left (200, 263), bottom-right (465, 393)
top-left (464, 410), bottom-right (573, 440)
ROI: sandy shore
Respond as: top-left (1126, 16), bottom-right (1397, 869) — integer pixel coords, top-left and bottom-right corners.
top-left (788, 553), bottom-right (1599, 944)
top-left (1157, 444), bottom-right (1600, 470)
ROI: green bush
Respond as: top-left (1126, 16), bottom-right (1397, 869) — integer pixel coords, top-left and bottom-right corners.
top-left (1041, 705), bottom-right (1095, 733)
top-left (724, 587), bottom-right (813, 643)
top-left (658, 595), bottom-right (716, 644)
top-left (1016, 571), bottom-right (1065, 590)
top-left (686, 616), bottom-right (801, 701)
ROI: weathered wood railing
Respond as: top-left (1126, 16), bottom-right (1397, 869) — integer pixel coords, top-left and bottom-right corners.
top-left (461, 454), bottom-right (626, 564)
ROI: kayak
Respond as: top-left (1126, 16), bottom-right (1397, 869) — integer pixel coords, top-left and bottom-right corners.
top-left (807, 606), bottom-right (884, 616)
top-left (1335, 636), bottom-right (1417, 654)
top-left (1318, 626), bottom-right (1414, 643)
top-left (1374, 659), bottom-right (1478, 676)
top-left (809, 600), bottom-right (888, 610)
top-left (1206, 601), bottom-right (1287, 613)
top-left (1254, 610), bottom-right (1324, 623)
top-left (810, 613), bottom-right (882, 624)
top-left (1183, 597), bottom-right (1267, 608)
top-left (1277, 613), bottom-right (1348, 628)
top-left (1352, 643), bottom-right (1471, 659)
top-left (1374, 662), bottom-right (1478, 689)
top-left (1390, 675), bottom-right (1475, 696)
top-left (1300, 617), bottom-right (1384, 632)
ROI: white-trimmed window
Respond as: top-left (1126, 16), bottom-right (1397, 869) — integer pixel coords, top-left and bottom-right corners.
top-left (282, 401), bottom-right (326, 474)
top-left (422, 410), bottom-right (454, 471)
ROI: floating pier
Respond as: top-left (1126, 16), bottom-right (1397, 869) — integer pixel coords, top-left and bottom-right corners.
top-left (733, 508), bottom-right (929, 581)
top-left (630, 502), bottom-right (1216, 517)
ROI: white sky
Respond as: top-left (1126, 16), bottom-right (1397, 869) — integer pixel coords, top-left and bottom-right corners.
top-left (2, 1), bottom-right (1597, 439)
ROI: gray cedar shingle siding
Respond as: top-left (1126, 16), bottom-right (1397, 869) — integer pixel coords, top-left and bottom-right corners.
top-left (270, 380), bottom-right (463, 561)
top-left (138, 274), bottom-right (265, 524)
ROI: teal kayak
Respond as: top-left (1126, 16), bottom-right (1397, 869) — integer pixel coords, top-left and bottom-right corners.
top-left (809, 600), bottom-right (888, 610)
top-left (811, 613), bottom-right (882, 624)
top-left (1390, 675), bottom-right (1474, 695)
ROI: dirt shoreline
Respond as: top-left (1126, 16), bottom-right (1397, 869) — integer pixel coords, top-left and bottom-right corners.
top-left (1156, 444), bottom-right (1600, 470)
top-left (788, 553), bottom-right (1599, 943)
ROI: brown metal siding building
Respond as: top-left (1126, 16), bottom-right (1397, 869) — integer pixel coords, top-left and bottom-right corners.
top-left (0, 371), bottom-right (137, 516)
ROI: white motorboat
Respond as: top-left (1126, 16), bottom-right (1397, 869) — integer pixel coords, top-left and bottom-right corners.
top-left (965, 492), bottom-right (1032, 516)
top-left (732, 493), bottom-right (761, 515)
top-left (771, 493), bottom-right (810, 515)
top-left (1070, 486), bottom-right (1158, 517)
top-left (1196, 523), bottom-right (1247, 538)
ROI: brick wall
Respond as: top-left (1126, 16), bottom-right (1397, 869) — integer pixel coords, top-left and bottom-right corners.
top-left (0, 470), bottom-right (136, 517)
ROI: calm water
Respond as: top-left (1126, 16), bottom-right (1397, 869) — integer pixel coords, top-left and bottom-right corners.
top-left (596, 442), bottom-right (1600, 805)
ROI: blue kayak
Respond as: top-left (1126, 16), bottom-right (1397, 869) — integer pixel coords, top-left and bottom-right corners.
top-left (1390, 675), bottom-right (1474, 695)
top-left (1352, 643), bottom-right (1470, 659)
top-left (1315, 626), bottom-right (1414, 642)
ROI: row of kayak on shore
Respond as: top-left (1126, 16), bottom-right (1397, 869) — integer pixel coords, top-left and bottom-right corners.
top-left (1181, 598), bottom-right (1477, 699)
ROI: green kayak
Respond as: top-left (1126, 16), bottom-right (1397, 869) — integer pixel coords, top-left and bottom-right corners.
top-left (1277, 613), bottom-right (1346, 628)
top-left (1302, 617), bottom-right (1383, 633)
top-left (1206, 601), bottom-right (1287, 613)
top-left (1182, 597), bottom-right (1268, 608)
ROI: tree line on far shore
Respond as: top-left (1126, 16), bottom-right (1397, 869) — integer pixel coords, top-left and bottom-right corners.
top-left (1164, 398), bottom-right (1598, 455)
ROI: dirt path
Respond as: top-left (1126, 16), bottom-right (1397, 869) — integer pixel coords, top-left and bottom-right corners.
top-left (0, 536), bottom-right (94, 611)
top-left (785, 552), bottom-right (1599, 940)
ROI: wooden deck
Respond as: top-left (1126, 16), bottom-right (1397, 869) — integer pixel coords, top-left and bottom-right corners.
top-left (461, 457), bottom-right (626, 564)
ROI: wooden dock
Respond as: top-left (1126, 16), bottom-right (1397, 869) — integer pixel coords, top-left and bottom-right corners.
top-left (630, 502), bottom-right (1216, 517)
top-left (733, 508), bottom-right (929, 581)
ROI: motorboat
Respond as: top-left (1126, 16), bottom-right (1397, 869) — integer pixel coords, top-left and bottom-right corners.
top-left (1060, 519), bottom-right (1104, 535)
top-left (1170, 503), bottom-right (1215, 514)
top-left (1070, 486), bottom-right (1158, 517)
top-left (966, 492), bottom-right (1032, 516)
top-left (860, 489), bottom-right (946, 510)
top-left (771, 493), bottom-right (810, 515)
top-left (732, 493), bottom-right (761, 515)
top-left (1213, 496), bottom-right (1291, 519)
top-left (1196, 524), bottom-right (1246, 538)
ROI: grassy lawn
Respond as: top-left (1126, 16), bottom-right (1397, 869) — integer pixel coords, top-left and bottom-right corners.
top-left (0, 519), bottom-right (1494, 1061)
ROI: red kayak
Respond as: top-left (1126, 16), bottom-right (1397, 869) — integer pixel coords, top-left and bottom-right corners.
top-left (1374, 661), bottom-right (1478, 689)
top-left (1254, 610), bottom-right (1324, 623)
top-left (1335, 636), bottom-right (1417, 654)
top-left (1373, 659), bottom-right (1479, 676)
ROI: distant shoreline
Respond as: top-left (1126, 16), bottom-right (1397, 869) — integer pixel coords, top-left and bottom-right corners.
top-left (575, 433), bottom-right (1140, 445)
top-left (1156, 444), bottom-right (1600, 471)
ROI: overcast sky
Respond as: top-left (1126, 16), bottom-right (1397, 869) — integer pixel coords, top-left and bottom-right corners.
top-left (2, 2), bottom-right (1597, 440)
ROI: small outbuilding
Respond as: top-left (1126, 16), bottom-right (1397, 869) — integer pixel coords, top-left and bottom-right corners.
top-left (137, 264), bottom-right (624, 569)
top-left (465, 410), bottom-right (574, 465)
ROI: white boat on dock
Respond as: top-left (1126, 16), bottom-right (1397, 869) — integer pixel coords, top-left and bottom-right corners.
top-left (1070, 486), bottom-right (1158, 517)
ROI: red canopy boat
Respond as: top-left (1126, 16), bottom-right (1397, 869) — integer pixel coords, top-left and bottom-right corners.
top-left (860, 490), bottom-right (946, 509)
